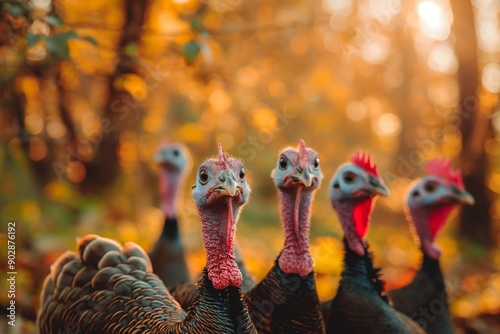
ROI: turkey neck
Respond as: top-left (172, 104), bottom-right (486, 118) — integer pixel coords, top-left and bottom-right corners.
top-left (159, 167), bottom-right (182, 219)
top-left (278, 186), bottom-right (314, 276)
top-left (408, 207), bottom-right (445, 260)
top-left (334, 199), bottom-right (369, 256)
top-left (199, 197), bottom-right (242, 290)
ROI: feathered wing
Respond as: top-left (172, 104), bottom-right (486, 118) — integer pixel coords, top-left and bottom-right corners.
top-left (38, 234), bottom-right (186, 334)
top-left (169, 281), bottom-right (199, 311)
top-left (38, 235), bottom-right (257, 334)
top-left (149, 217), bottom-right (191, 287)
top-left (244, 257), bottom-right (325, 334)
top-left (324, 239), bottom-right (425, 334)
top-left (389, 254), bottom-right (454, 334)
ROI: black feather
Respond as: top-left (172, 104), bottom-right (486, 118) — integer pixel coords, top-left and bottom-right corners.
top-left (37, 235), bottom-right (258, 334)
top-left (149, 217), bottom-right (191, 287)
top-left (388, 252), bottom-right (454, 334)
top-left (323, 238), bottom-right (425, 334)
top-left (245, 256), bottom-right (325, 334)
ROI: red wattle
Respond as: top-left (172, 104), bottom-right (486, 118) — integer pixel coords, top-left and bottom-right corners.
top-left (227, 198), bottom-right (233, 251)
top-left (352, 197), bottom-right (374, 238)
top-left (428, 204), bottom-right (455, 239)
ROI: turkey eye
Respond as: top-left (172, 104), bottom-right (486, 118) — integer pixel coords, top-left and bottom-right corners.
top-left (239, 168), bottom-right (245, 179)
top-left (343, 172), bottom-right (357, 184)
top-left (424, 182), bottom-right (437, 192)
top-left (279, 157), bottom-right (288, 170)
top-left (314, 157), bottom-right (319, 169)
top-left (199, 169), bottom-right (209, 185)
top-left (172, 149), bottom-right (179, 157)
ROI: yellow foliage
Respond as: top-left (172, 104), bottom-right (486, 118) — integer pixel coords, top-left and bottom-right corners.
top-left (311, 237), bottom-right (343, 275)
top-left (21, 200), bottom-right (41, 224)
top-left (251, 107), bottom-right (278, 130)
top-left (488, 172), bottom-right (500, 194)
top-left (143, 113), bottom-right (164, 134)
top-left (208, 88), bottom-right (232, 112)
top-left (117, 220), bottom-right (140, 244)
top-left (44, 180), bottom-right (73, 201)
top-left (118, 132), bottom-right (138, 172)
top-left (119, 74), bottom-right (148, 101)
top-left (18, 76), bottom-right (39, 97)
top-left (179, 123), bottom-right (205, 143)
top-left (66, 161), bottom-right (87, 183)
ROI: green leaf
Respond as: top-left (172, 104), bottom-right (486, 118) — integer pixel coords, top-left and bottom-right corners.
top-left (56, 30), bottom-right (79, 41)
top-left (124, 42), bottom-right (137, 56)
top-left (6, 5), bottom-right (24, 18)
top-left (81, 36), bottom-right (98, 45)
top-left (44, 35), bottom-right (70, 59)
top-left (44, 15), bottom-right (63, 27)
top-left (190, 17), bottom-right (203, 32)
top-left (26, 33), bottom-right (42, 47)
top-left (182, 40), bottom-right (200, 65)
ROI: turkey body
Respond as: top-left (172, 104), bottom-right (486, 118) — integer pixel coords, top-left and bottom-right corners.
top-left (149, 217), bottom-right (190, 288)
top-left (171, 255), bottom-right (325, 333)
top-left (39, 144), bottom-right (258, 333)
top-left (241, 140), bottom-right (325, 334)
top-left (149, 143), bottom-right (191, 287)
top-left (244, 256), bottom-right (325, 334)
top-left (324, 239), bottom-right (425, 334)
top-left (37, 235), bottom-right (257, 334)
top-left (389, 253), bottom-right (454, 334)
top-left (386, 158), bottom-right (475, 334)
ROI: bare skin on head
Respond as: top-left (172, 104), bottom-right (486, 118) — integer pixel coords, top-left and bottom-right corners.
top-left (153, 142), bottom-right (191, 219)
top-left (406, 158), bottom-right (474, 259)
top-left (329, 151), bottom-right (390, 256)
top-left (272, 139), bottom-right (323, 276)
top-left (192, 143), bottom-right (251, 289)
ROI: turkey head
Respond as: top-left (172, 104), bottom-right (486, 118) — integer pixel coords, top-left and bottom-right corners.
top-left (329, 151), bottom-right (390, 256)
top-left (154, 142), bottom-right (191, 219)
top-left (406, 158), bottom-right (474, 259)
top-left (272, 139), bottom-right (323, 276)
top-left (192, 143), bottom-right (250, 289)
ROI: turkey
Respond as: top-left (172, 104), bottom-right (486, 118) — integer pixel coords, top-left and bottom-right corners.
top-left (37, 144), bottom-right (258, 334)
top-left (150, 143), bottom-right (255, 294)
top-left (323, 151), bottom-right (425, 334)
top-left (149, 142), bottom-right (191, 287)
top-left (388, 158), bottom-right (474, 334)
top-left (244, 139), bottom-right (325, 333)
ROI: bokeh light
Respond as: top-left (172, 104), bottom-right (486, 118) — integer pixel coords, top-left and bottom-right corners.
top-left (362, 35), bottom-right (391, 64)
top-left (2, 0), bottom-right (500, 330)
top-left (373, 113), bottom-right (401, 138)
top-left (346, 101), bottom-right (368, 122)
top-left (482, 63), bottom-right (500, 93)
top-left (418, 0), bottom-right (451, 41)
top-left (427, 43), bottom-right (458, 74)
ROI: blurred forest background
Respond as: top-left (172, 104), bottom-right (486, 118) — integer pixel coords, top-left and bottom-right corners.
top-left (1, 0), bottom-right (500, 332)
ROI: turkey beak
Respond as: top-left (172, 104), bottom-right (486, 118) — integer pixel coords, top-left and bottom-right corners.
top-left (374, 182), bottom-right (390, 197)
top-left (215, 176), bottom-right (237, 197)
top-left (298, 169), bottom-right (313, 188)
top-left (362, 178), bottom-right (390, 197)
top-left (450, 188), bottom-right (475, 205)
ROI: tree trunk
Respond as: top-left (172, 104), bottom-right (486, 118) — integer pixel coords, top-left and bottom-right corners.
top-left (80, 0), bottom-right (149, 193)
top-left (451, 0), bottom-right (493, 246)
